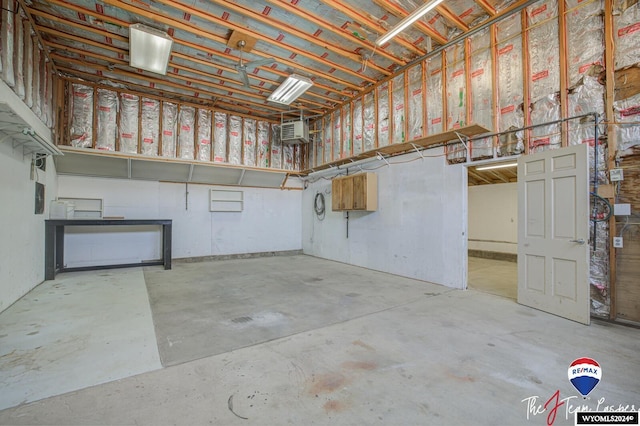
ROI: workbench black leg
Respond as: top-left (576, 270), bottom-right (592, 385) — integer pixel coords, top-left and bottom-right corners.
top-left (44, 223), bottom-right (55, 280)
top-left (163, 223), bottom-right (172, 270)
top-left (55, 226), bottom-right (65, 273)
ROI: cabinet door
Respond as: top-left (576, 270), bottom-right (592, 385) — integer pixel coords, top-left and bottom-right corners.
top-left (352, 174), bottom-right (366, 210)
top-left (341, 177), bottom-right (354, 210)
top-left (332, 178), bottom-right (343, 211)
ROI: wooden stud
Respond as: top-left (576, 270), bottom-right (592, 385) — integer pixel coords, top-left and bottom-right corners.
top-left (92, 86), bottom-right (97, 149)
top-left (137, 96), bottom-right (143, 155)
top-left (194, 107), bottom-right (200, 162)
top-left (604, 0), bottom-right (617, 321)
top-left (176, 105), bottom-right (182, 160)
top-left (158, 101), bottom-right (164, 157)
top-left (558, 0), bottom-right (569, 148)
top-left (421, 60), bottom-right (427, 140)
top-left (115, 92), bottom-right (120, 152)
top-left (521, 9), bottom-right (531, 155)
top-left (404, 69), bottom-right (409, 144)
top-left (491, 22), bottom-right (500, 155)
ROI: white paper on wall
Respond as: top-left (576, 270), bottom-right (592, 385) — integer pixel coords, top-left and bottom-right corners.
top-left (270, 124), bottom-right (282, 169)
top-left (243, 118), bottom-right (256, 166)
top-left (566, 0), bottom-right (604, 86)
top-left (96, 88), bottom-right (117, 151)
top-left (332, 109), bottom-right (341, 159)
top-left (213, 111), bottom-right (227, 162)
top-left (257, 121), bottom-right (270, 168)
top-left (70, 84), bottom-right (93, 148)
top-left (614, 92), bottom-right (640, 152)
top-left (426, 57), bottom-right (443, 135)
top-left (178, 106), bottom-right (195, 160)
top-left (228, 115), bottom-right (242, 165)
top-left (470, 29), bottom-right (493, 159)
top-left (529, 93), bottom-right (561, 153)
top-left (119, 93), bottom-right (139, 154)
top-left (197, 109), bottom-right (212, 162)
top-left (363, 91), bottom-right (375, 151)
top-left (342, 103), bottom-right (351, 158)
top-left (392, 73), bottom-right (405, 144)
top-left (14, 12), bottom-right (25, 99)
top-left (283, 144), bottom-right (294, 171)
top-left (527, 1), bottom-right (560, 103)
top-left (446, 43), bottom-right (466, 130)
top-left (1, 1), bottom-right (15, 87)
top-left (323, 116), bottom-right (331, 163)
top-left (614, 2), bottom-right (640, 69)
top-left (408, 64), bottom-right (424, 141)
top-left (141, 98), bottom-right (159, 156)
top-left (23, 19), bottom-right (33, 108)
top-left (377, 82), bottom-right (390, 147)
top-left (162, 102), bottom-right (177, 158)
top-left (353, 97), bottom-right (363, 155)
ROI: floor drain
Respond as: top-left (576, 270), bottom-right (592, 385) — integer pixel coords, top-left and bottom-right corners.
top-left (231, 316), bottom-right (253, 324)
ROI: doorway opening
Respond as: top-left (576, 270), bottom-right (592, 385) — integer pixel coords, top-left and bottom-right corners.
top-left (466, 162), bottom-right (518, 299)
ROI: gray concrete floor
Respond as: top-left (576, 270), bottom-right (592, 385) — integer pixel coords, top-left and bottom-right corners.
top-left (0, 255), bottom-right (638, 425)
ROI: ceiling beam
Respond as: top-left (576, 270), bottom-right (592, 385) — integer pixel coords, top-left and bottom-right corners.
top-left (32, 1), bottom-right (346, 103)
top-left (320, 0), bottom-right (427, 57)
top-left (185, 0), bottom-right (392, 76)
top-left (371, 0), bottom-right (448, 45)
top-left (473, 0), bottom-right (498, 17)
top-left (435, 5), bottom-right (470, 33)
top-left (264, 0), bottom-right (406, 66)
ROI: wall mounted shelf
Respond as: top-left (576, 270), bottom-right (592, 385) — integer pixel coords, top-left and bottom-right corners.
top-left (54, 146), bottom-right (303, 190)
top-left (0, 80), bottom-right (61, 157)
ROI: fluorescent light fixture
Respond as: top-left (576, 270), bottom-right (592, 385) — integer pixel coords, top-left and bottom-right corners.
top-left (129, 23), bottom-right (173, 75)
top-left (475, 162), bottom-right (517, 171)
top-left (268, 74), bottom-right (313, 105)
top-left (376, 0), bottom-right (445, 46)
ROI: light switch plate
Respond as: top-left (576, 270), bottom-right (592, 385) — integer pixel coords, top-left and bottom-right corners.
top-left (610, 169), bottom-right (624, 181)
top-left (613, 237), bottom-right (623, 248)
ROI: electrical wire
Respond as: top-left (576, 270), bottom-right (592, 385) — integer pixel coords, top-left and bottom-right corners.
top-left (590, 192), bottom-right (612, 222)
top-left (314, 192), bottom-right (325, 220)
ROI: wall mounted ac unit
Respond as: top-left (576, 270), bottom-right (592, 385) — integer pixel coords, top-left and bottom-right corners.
top-left (281, 120), bottom-right (309, 144)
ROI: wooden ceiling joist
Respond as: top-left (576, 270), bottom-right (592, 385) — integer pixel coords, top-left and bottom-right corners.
top-left (319, 0), bottom-right (428, 57)
top-left (264, 0), bottom-right (407, 66)
top-left (371, 0), bottom-right (448, 45)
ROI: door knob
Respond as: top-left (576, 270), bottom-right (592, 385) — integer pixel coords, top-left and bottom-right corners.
top-left (570, 238), bottom-right (585, 245)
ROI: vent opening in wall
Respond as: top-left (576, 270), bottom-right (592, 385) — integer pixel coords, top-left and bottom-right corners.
top-left (35, 182), bottom-right (45, 215)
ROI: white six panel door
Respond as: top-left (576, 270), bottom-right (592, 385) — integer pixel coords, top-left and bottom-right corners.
top-left (517, 144), bottom-right (590, 324)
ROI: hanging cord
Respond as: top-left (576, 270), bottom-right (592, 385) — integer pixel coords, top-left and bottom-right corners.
top-left (590, 192), bottom-right (612, 223)
top-left (314, 192), bottom-right (325, 220)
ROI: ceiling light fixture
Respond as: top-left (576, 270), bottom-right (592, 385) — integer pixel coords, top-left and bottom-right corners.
top-left (475, 162), bottom-right (518, 171)
top-left (375, 0), bottom-right (446, 46)
top-left (267, 74), bottom-right (313, 105)
top-left (129, 23), bottom-right (173, 75)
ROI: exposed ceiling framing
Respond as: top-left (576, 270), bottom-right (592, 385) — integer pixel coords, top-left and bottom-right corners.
top-left (22, 0), bottom-right (525, 120)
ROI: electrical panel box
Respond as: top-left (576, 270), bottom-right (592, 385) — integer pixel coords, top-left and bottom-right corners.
top-left (614, 203), bottom-right (631, 216)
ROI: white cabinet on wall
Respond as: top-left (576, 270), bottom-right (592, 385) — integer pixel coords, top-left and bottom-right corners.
top-left (210, 189), bottom-right (243, 212)
top-left (57, 197), bottom-right (104, 219)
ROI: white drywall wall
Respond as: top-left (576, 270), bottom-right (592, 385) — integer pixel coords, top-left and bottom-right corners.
top-left (57, 176), bottom-right (302, 267)
top-left (302, 147), bottom-right (468, 289)
top-left (0, 142), bottom-right (58, 313)
top-left (468, 182), bottom-right (518, 254)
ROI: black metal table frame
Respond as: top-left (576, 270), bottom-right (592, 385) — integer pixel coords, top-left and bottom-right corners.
top-left (45, 219), bottom-right (172, 280)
